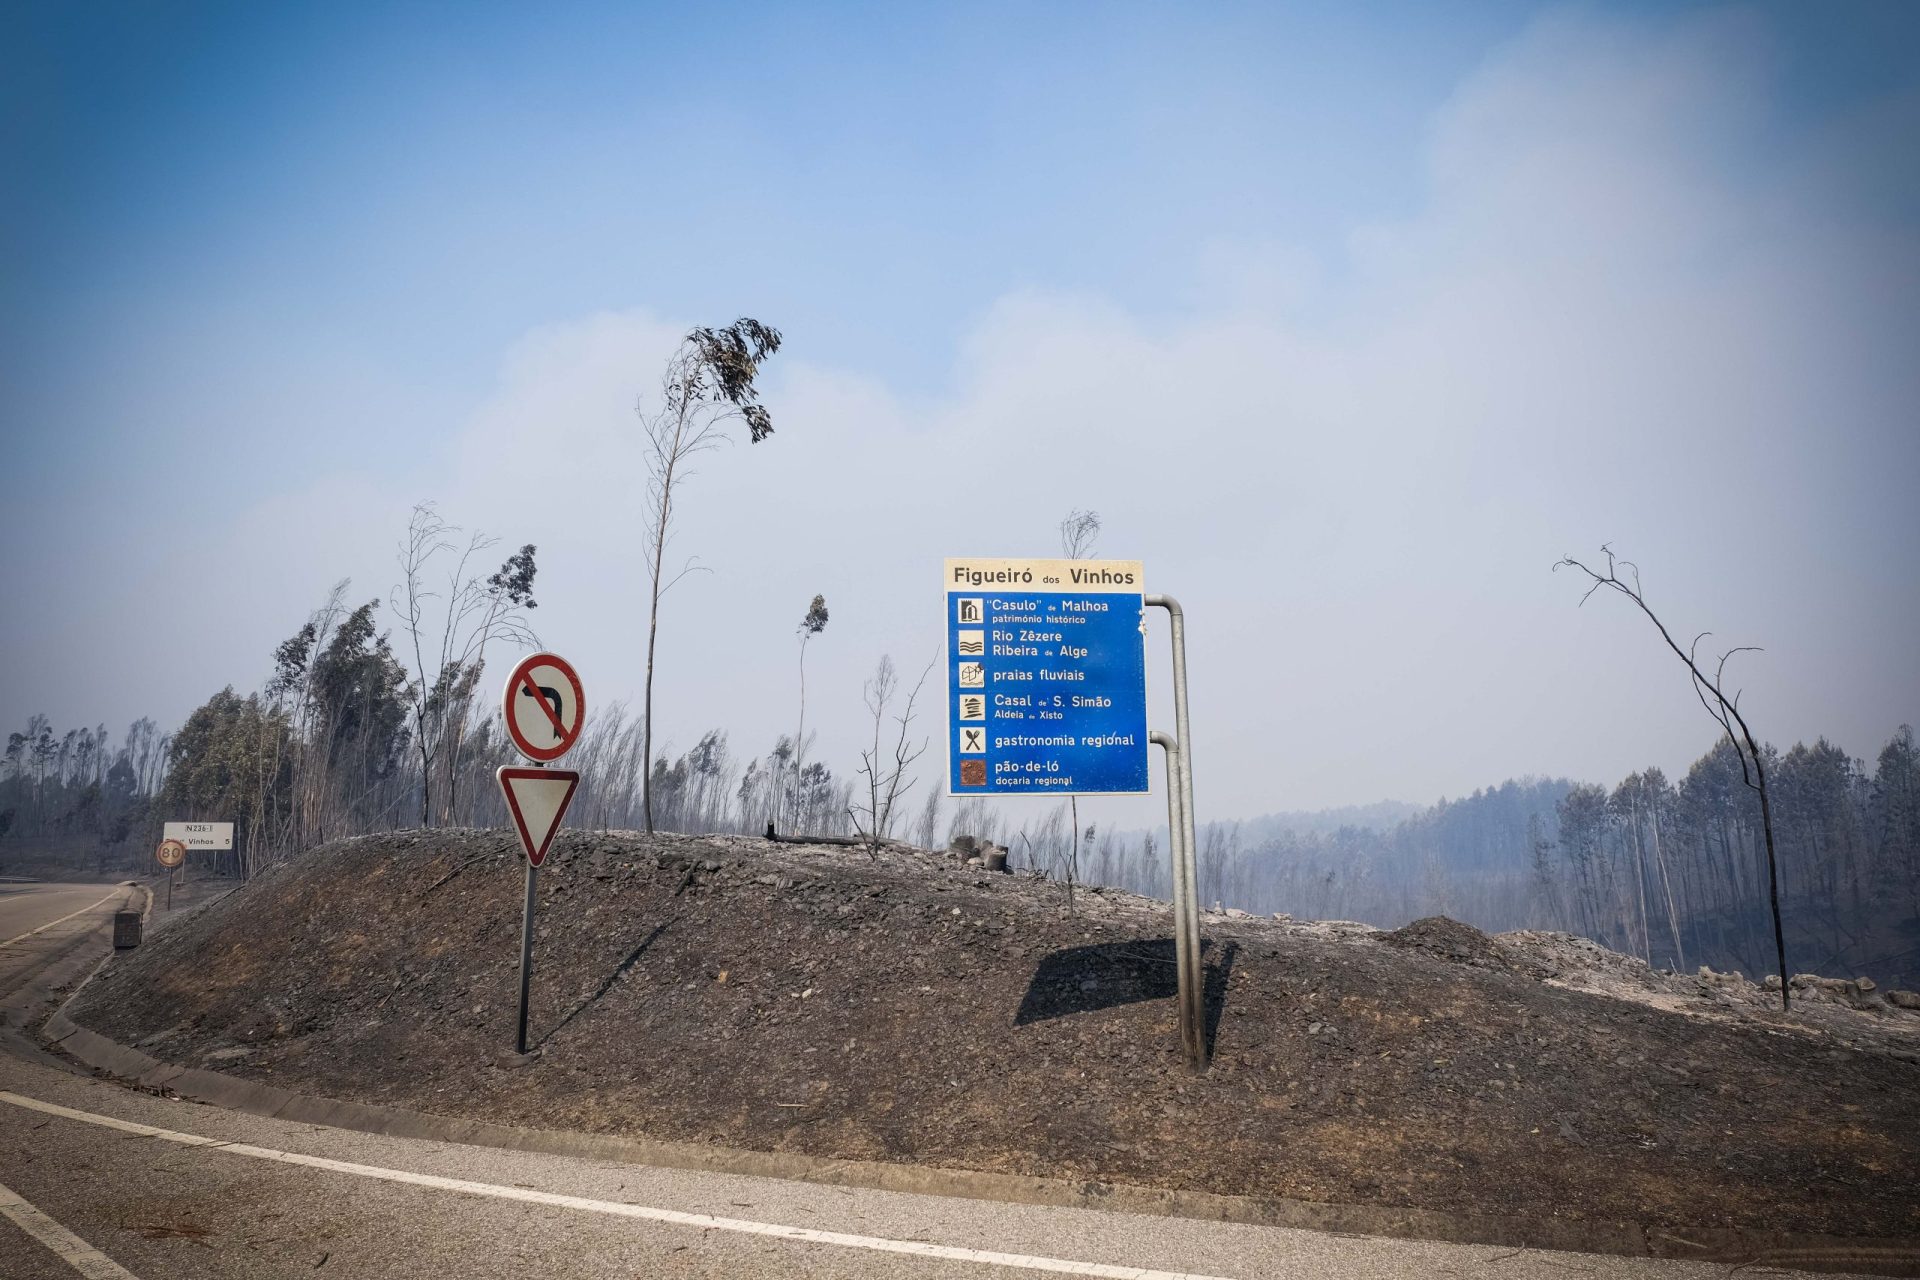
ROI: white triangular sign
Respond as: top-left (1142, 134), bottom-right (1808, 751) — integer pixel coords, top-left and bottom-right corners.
top-left (497, 767), bottom-right (579, 866)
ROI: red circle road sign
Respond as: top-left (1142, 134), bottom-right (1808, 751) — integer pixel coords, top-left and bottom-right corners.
top-left (156, 839), bottom-right (186, 869)
top-left (502, 652), bottom-right (585, 762)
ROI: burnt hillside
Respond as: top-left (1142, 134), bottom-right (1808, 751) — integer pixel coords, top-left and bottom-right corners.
top-left (67, 828), bottom-right (1920, 1242)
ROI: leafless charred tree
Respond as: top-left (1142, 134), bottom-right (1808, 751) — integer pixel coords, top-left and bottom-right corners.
top-left (637, 318), bottom-right (782, 833)
top-left (915, 786), bottom-right (943, 851)
top-left (1059, 509), bottom-right (1100, 560)
top-left (393, 503), bottom-right (538, 827)
top-left (1557, 544), bottom-right (1790, 1008)
top-left (850, 653), bottom-right (935, 853)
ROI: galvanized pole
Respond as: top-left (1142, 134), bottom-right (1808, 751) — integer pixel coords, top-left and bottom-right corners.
top-left (515, 860), bottom-right (538, 1055)
top-left (1147, 594), bottom-right (1207, 1071)
top-left (1151, 731), bottom-right (1201, 1070)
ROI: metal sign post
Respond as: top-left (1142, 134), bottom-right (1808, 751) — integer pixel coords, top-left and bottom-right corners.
top-left (516, 855), bottom-right (538, 1054)
top-left (1148, 594), bottom-right (1205, 1071)
top-left (498, 653), bottom-right (585, 1059)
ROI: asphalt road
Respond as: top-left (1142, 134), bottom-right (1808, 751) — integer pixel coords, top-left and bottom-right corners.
top-left (0, 883), bottom-right (133, 953)
top-left (0, 882), bottom-right (145, 1047)
top-left (0, 884), bottom-right (1881, 1279)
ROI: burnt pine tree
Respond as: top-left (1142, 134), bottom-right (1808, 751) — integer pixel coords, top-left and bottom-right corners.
top-left (638, 318), bottom-right (782, 833)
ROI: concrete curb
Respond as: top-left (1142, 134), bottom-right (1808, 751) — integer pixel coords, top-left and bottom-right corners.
top-left (28, 1009), bottom-right (1916, 1275)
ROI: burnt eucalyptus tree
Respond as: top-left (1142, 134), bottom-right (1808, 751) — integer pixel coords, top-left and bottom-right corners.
top-left (637, 318), bottom-right (782, 833)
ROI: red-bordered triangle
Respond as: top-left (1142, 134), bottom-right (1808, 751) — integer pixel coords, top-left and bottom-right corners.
top-left (497, 766), bottom-right (580, 866)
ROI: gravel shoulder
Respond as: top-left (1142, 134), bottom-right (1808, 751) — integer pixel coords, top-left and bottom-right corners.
top-left (63, 829), bottom-right (1920, 1241)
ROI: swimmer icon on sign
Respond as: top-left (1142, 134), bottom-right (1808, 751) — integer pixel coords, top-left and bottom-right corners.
top-left (501, 652), bottom-right (586, 762)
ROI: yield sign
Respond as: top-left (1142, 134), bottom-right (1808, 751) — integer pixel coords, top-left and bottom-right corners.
top-left (497, 766), bottom-right (580, 866)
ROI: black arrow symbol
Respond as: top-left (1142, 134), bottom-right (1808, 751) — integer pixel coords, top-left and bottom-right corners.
top-left (522, 683), bottom-right (566, 741)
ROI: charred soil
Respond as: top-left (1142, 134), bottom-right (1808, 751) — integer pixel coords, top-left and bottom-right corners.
top-left (66, 830), bottom-right (1920, 1239)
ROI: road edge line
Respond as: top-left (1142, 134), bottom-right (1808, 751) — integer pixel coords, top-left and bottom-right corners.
top-left (0, 1176), bottom-right (140, 1279)
top-left (2, 1091), bottom-right (1243, 1280)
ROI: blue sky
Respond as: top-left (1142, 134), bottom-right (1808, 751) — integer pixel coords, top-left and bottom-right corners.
top-left (3, 2), bottom-right (1917, 818)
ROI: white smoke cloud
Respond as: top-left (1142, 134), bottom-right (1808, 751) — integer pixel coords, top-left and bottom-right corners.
top-left (7, 7), bottom-right (1915, 826)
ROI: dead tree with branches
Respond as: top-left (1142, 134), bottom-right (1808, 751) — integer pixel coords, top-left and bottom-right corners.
top-left (637, 318), bottom-right (782, 833)
top-left (1557, 544), bottom-right (1790, 1009)
top-left (393, 504), bottom-right (538, 828)
top-left (850, 653), bottom-right (935, 854)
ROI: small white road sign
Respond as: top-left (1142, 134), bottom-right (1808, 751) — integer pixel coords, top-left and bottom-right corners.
top-left (497, 767), bottom-right (580, 867)
top-left (162, 822), bottom-right (233, 850)
top-left (502, 652), bottom-right (585, 763)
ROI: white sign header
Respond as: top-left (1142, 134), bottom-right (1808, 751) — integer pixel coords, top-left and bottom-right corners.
top-left (162, 821), bottom-right (234, 851)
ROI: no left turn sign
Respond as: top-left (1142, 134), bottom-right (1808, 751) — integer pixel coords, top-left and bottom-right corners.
top-left (502, 652), bottom-right (585, 762)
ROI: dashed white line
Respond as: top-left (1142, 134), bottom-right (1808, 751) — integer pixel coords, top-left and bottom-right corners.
top-left (0, 1089), bottom-right (1236, 1279)
top-left (0, 1176), bottom-right (140, 1279)
top-left (0, 890), bottom-right (125, 951)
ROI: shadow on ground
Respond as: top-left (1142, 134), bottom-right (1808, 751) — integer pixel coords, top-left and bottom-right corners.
top-left (1017, 937), bottom-right (1239, 1056)
top-left (539, 921), bottom-right (671, 1047)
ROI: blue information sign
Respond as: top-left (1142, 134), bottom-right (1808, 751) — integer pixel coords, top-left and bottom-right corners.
top-left (946, 557), bottom-right (1149, 796)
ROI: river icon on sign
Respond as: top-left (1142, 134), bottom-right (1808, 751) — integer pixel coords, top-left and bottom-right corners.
top-left (957, 662), bottom-right (985, 688)
top-left (956, 598), bottom-right (983, 623)
top-left (955, 630), bottom-right (984, 655)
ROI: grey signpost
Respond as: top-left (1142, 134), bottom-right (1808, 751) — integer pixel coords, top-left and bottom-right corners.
top-left (1147, 594), bottom-right (1205, 1070)
top-left (945, 559), bottom-right (1207, 1071)
top-left (517, 856), bottom-right (538, 1053)
top-left (498, 652), bottom-right (585, 1059)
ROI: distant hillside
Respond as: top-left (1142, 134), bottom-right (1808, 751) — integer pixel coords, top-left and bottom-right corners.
top-left (1077, 728), bottom-right (1920, 993)
top-left (1226, 799), bottom-right (1423, 841)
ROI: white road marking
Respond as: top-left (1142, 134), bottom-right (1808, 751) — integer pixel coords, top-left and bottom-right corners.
top-left (0, 1090), bottom-right (1235, 1279)
top-left (0, 891), bottom-right (125, 951)
top-left (0, 1177), bottom-right (140, 1279)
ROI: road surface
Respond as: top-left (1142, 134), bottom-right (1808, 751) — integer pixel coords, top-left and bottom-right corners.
top-left (0, 883), bottom-right (1882, 1279)
top-left (1, 882), bottom-right (146, 1057)
top-left (0, 883), bottom-right (136, 957)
